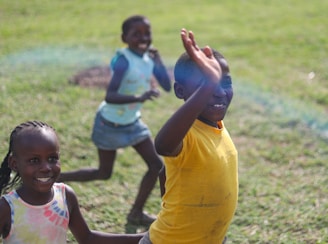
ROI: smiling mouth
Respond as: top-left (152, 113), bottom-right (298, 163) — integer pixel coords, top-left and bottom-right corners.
top-left (213, 104), bottom-right (225, 107)
top-left (138, 43), bottom-right (148, 49)
top-left (208, 104), bottom-right (227, 113)
top-left (211, 104), bottom-right (226, 109)
top-left (36, 177), bottom-right (52, 183)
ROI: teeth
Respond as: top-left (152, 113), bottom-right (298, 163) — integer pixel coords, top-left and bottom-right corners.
top-left (213, 104), bottom-right (224, 107)
top-left (139, 44), bottom-right (148, 49)
top-left (37, 177), bottom-right (51, 182)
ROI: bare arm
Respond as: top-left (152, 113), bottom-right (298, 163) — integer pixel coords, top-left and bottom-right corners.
top-left (155, 29), bottom-right (222, 156)
top-left (66, 185), bottom-right (143, 244)
top-left (149, 48), bottom-right (172, 92)
top-left (0, 197), bottom-right (11, 239)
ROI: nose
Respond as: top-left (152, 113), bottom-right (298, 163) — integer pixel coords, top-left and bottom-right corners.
top-left (40, 161), bottom-right (51, 171)
top-left (214, 85), bottom-right (226, 97)
top-left (141, 36), bottom-right (148, 43)
top-left (141, 34), bottom-right (150, 42)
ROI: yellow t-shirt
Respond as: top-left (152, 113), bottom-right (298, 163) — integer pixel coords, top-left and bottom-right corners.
top-left (150, 120), bottom-right (238, 244)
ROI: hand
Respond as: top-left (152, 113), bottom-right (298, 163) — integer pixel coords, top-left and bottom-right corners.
top-left (180, 28), bottom-right (222, 85)
top-left (138, 88), bottom-right (160, 102)
top-left (148, 47), bottom-right (163, 65)
top-left (148, 47), bottom-right (158, 58)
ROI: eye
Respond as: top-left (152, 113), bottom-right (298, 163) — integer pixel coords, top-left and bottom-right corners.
top-left (221, 75), bottom-right (232, 89)
top-left (28, 158), bottom-right (40, 165)
top-left (145, 31), bottom-right (151, 38)
top-left (132, 31), bottom-right (142, 38)
top-left (48, 155), bottom-right (59, 164)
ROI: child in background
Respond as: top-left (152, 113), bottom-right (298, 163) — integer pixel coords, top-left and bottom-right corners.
top-left (58, 15), bottom-right (171, 225)
top-left (139, 29), bottom-right (238, 244)
top-left (0, 121), bottom-right (144, 244)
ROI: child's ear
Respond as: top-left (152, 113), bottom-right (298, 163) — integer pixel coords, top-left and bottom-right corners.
top-left (121, 33), bottom-right (127, 43)
top-left (219, 58), bottom-right (230, 74)
top-left (8, 155), bottom-right (18, 172)
top-left (174, 82), bottom-right (185, 99)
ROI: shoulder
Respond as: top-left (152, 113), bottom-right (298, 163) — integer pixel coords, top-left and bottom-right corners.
top-left (63, 183), bottom-right (75, 194)
top-left (62, 184), bottom-right (79, 212)
top-left (111, 50), bottom-right (129, 72)
top-left (63, 183), bottom-right (77, 200)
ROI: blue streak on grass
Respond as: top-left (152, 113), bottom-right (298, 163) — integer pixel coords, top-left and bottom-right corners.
top-left (1, 47), bottom-right (327, 140)
top-left (235, 80), bottom-right (328, 140)
top-left (0, 46), bottom-right (111, 71)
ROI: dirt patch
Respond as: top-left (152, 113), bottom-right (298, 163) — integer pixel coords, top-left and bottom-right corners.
top-left (69, 66), bottom-right (111, 89)
top-left (69, 65), bottom-right (174, 89)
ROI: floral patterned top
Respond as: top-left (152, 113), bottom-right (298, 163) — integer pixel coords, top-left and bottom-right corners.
top-left (3, 183), bottom-right (69, 244)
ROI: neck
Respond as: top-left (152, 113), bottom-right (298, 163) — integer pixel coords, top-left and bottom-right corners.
top-left (128, 48), bottom-right (144, 57)
top-left (16, 185), bottom-right (54, 205)
top-left (197, 116), bottom-right (218, 128)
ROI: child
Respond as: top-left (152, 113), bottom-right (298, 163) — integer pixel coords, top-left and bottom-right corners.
top-left (0, 121), bottom-right (144, 244)
top-left (58, 15), bottom-right (171, 225)
top-left (139, 29), bottom-right (238, 244)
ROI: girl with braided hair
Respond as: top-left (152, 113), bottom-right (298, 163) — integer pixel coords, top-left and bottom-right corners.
top-left (0, 121), bottom-right (143, 244)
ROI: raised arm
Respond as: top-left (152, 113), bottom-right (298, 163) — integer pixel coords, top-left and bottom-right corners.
top-left (155, 29), bottom-right (222, 156)
top-left (149, 48), bottom-right (172, 92)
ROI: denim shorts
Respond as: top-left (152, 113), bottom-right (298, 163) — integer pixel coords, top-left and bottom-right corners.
top-left (91, 111), bottom-right (151, 150)
top-left (139, 232), bottom-right (152, 244)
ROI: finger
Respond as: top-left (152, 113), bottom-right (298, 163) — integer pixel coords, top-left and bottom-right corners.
top-left (181, 29), bottom-right (197, 58)
top-left (203, 46), bottom-right (214, 58)
top-left (188, 31), bottom-right (200, 51)
top-left (180, 28), bottom-right (190, 47)
top-left (181, 28), bottom-right (187, 37)
top-left (148, 47), bottom-right (158, 54)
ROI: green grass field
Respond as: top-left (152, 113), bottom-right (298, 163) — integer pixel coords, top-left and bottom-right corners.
top-left (1, 0), bottom-right (327, 243)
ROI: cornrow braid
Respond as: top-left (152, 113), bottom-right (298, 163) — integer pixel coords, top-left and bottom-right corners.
top-left (0, 120), bottom-right (55, 195)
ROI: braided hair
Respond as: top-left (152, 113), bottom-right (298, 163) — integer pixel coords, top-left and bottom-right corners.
top-left (0, 121), bottom-right (55, 195)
